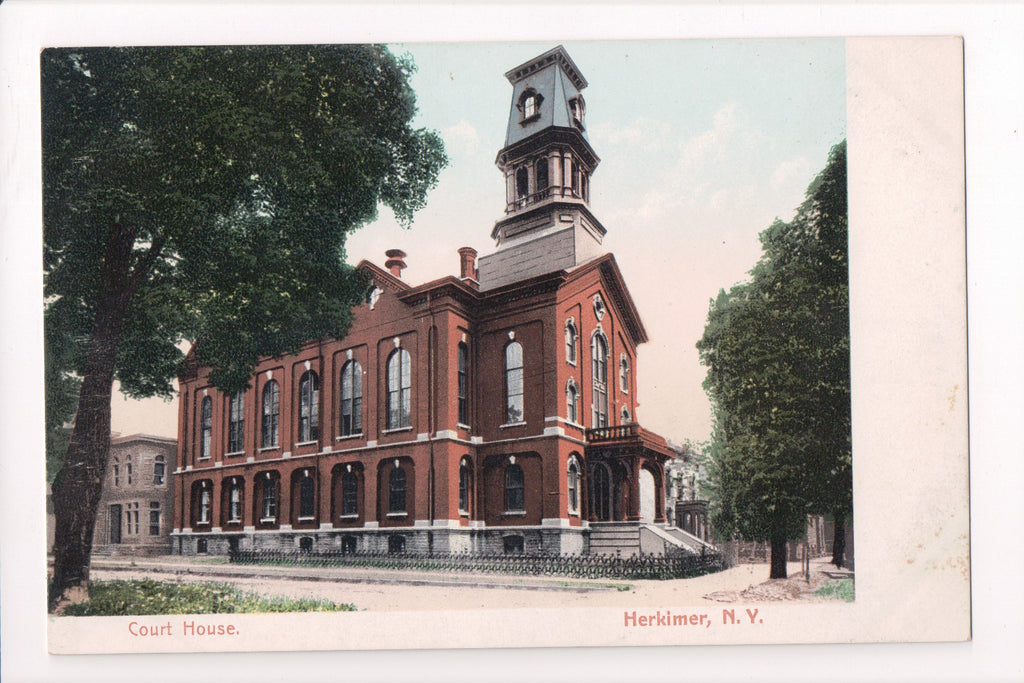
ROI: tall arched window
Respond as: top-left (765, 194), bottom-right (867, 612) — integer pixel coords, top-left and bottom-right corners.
top-left (341, 471), bottom-right (358, 517)
top-left (505, 463), bottom-right (525, 512)
top-left (261, 380), bottom-right (280, 448)
top-left (113, 457), bottom-right (120, 487)
top-left (621, 405), bottom-right (632, 424)
top-left (388, 467), bottom-right (407, 514)
top-left (228, 391), bottom-right (244, 452)
top-left (591, 332), bottom-right (609, 428)
top-left (535, 158), bottom-right (549, 194)
top-left (298, 370), bottom-right (319, 442)
top-left (199, 396), bottom-right (212, 459)
top-left (298, 471), bottom-right (316, 519)
top-left (339, 360), bottom-right (363, 437)
top-left (565, 319), bottom-right (577, 364)
top-left (620, 354), bottom-right (630, 393)
top-left (260, 476), bottom-right (278, 521)
top-left (567, 458), bottom-right (581, 515)
top-left (457, 343), bottom-right (469, 426)
top-left (227, 479), bottom-right (242, 523)
top-left (515, 167), bottom-right (529, 204)
top-left (458, 460), bottom-right (472, 513)
top-left (505, 342), bottom-right (524, 423)
top-left (386, 349), bottom-right (412, 429)
top-left (126, 455), bottom-right (133, 485)
top-left (153, 455), bottom-right (165, 485)
top-left (198, 487), bottom-right (211, 524)
top-left (566, 379), bottom-right (579, 424)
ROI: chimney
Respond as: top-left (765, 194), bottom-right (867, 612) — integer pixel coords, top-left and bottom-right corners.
top-left (457, 247), bottom-right (478, 282)
top-left (384, 249), bottom-right (407, 278)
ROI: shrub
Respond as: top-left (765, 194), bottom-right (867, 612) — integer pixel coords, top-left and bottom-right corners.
top-left (814, 578), bottom-right (854, 602)
top-left (61, 579), bottom-right (355, 616)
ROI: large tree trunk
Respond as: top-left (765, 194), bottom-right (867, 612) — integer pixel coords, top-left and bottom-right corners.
top-left (769, 536), bottom-right (788, 579)
top-left (831, 512), bottom-right (846, 568)
top-left (49, 224), bottom-right (137, 612)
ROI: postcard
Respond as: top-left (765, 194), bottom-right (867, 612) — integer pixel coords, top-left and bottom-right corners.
top-left (2, 3), bottom-right (974, 674)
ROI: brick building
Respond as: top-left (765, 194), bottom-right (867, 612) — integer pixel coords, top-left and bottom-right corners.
top-left (92, 434), bottom-right (176, 556)
top-left (172, 46), bottom-right (687, 557)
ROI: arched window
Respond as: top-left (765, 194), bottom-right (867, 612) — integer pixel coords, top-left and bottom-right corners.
top-left (565, 319), bottom-right (577, 364)
top-left (386, 349), bottom-right (412, 429)
top-left (621, 405), bottom-right (631, 425)
top-left (457, 343), bottom-right (469, 426)
top-left (261, 380), bottom-right (280, 448)
top-left (126, 455), bottom-right (133, 485)
top-left (505, 342), bottom-right (524, 423)
top-left (199, 396), bottom-right (212, 459)
top-left (519, 89), bottom-right (541, 120)
top-left (339, 360), bottom-right (363, 437)
top-left (260, 476), bottom-right (278, 521)
top-left (567, 458), bottom-right (581, 515)
top-left (570, 96), bottom-right (586, 127)
top-left (298, 370), bottom-right (319, 442)
top-left (227, 479), bottom-right (242, 523)
top-left (388, 467), bottom-right (407, 514)
top-left (620, 354), bottom-right (630, 393)
top-left (515, 167), bottom-right (529, 204)
top-left (341, 471), bottom-right (359, 517)
top-left (113, 457), bottom-right (120, 487)
top-left (566, 379), bottom-right (579, 424)
top-left (458, 461), bottom-right (472, 513)
top-left (228, 391), bottom-right (244, 452)
top-left (505, 463), bottom-right (525, 512)
top-left (591, 332), bottom-right (609, 428)
top-left (152, 455), bottom-right (165, 486)
top-left (535, 158), bottom-right (549, 194)
top-left (198, 487), bottom-right (211, 524)
top-left (298, 471), bottom-right (316, 519)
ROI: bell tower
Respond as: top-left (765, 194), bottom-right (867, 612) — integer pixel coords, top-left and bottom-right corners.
top-left (477, 46), bottom-right (607, 291)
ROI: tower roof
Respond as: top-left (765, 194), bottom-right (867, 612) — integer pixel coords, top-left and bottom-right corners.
top-left (502, 45), bottom-right (591, 150)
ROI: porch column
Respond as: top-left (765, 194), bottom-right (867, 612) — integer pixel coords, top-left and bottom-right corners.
top-left (627, 457), bottom-right (640, 521)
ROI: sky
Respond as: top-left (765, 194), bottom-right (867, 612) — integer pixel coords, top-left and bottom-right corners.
top-left (112, 38), bottom-right (846, 447)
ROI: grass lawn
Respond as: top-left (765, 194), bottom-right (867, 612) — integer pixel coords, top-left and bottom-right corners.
top-left (60, 578), bottom-right (356, 616)
top-left (813, 578), bottom-right (855, 602)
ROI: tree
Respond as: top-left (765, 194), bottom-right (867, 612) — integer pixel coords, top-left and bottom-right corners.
top-left (697, 141), bottom-right (850, 578)
top-left (42, 45), bottom-right (447, 609)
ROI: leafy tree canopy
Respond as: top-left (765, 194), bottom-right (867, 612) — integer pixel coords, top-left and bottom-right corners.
top-left (43, 44), bottom-right (447, 400)
top-left (697, 141), bottom-right (850, 570)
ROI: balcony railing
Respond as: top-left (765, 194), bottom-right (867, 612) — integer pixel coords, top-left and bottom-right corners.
top-left (586, 423), bottom-right (640, 443)
top-left (506, 186), bottom-right (584, 213)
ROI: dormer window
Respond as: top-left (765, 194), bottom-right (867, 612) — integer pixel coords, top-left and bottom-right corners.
top-left (569, 96), bottom-right (586, 129)
top-left (519, 89), bottom-right (542, 122)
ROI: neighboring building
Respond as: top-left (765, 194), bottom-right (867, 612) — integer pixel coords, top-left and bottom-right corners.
top-left (172, 46), bottom-right (681, 557)
top-left (92, 434), bottom-right (176, 556)
top-left (664, 447), bottom-right (711, 542)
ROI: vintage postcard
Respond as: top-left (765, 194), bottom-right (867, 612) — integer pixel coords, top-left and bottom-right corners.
top-left (2, 3), bottom-right (976, 675)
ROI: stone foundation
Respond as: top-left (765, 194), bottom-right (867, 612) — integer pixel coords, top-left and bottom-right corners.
top-left (172, 525), bottom-right (588, 557)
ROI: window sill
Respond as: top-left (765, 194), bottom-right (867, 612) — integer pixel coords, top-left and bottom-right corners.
top-left (226, 518), bottom-right (241, 525)
top-left (259, 517), bottom-right (277, 524)
top-left (296, 516), bottom-right (316, 522)
top-left (381, 426), bottom-right (413, 434)
top-left (500, 421), bottom-right (527, 429)
top-left (197, 457), bottom-right (211, 462)
top-left (294, 440), bottom-right (318, 448)
top-left (456, 423), bottom-right (472, 431)
top-left (258, 446), bottom-right (279, 453)
top-left (224, 450), bottom-right (245, 458)
top-left (335, 434), bottom-right (363, 441)
top-left (338, 514), bottom-right (359, 520)
top-left (385, 512), bottom-right (408, 518)
top-left (502, 510), bottom-right (527, 517)
top-left (459, 511), bottom-right (470, 517)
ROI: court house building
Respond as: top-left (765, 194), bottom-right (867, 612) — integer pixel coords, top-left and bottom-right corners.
top-left (172, 46), bottom-right (697, 557)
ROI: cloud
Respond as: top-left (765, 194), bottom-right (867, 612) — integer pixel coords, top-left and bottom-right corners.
top-left (442, 119), bottom-right (481, 158)
top-left (770, 156), bottom-right (812, 192)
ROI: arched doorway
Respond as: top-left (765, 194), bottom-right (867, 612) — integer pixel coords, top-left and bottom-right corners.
top-left (639, 468), bottom-right (655, 522)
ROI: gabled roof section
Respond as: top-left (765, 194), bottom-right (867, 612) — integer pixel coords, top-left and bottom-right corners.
top-left (357, 259), bottom-right (412, 293)
top-left (565, 253), bottom-right (649, 345)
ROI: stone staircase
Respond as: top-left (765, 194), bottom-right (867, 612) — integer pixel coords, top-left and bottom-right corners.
top-left (588, 521), bottom-right (713, 557)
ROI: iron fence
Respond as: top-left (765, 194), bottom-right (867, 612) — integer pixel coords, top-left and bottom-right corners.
top-left (228, 547), bottom-right (727, 581)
